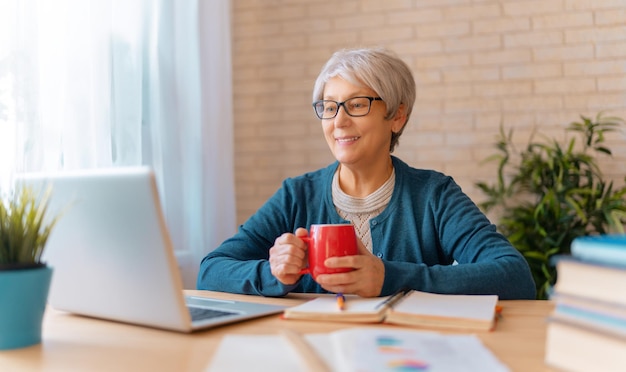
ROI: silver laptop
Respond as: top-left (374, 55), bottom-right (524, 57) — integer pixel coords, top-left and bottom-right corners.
top-left (16, 167), bottom-right (286, 333)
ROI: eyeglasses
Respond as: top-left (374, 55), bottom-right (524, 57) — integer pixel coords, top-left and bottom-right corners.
top-left (312, 96), bottom-right (383, 120)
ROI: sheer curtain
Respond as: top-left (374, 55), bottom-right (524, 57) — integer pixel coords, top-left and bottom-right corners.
top-left (0, 0), bottom-right (235, 288)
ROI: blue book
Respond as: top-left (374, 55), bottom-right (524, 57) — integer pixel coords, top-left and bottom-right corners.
top-left (552, 295), bottom-right (626, 337)
top-left (571, 234), bottom-right (626, 266)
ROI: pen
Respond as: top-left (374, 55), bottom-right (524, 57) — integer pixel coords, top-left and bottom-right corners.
top-left (336, 293), bottom-right (345, 311)
top-left (375, 288), bottom-right (410, 310)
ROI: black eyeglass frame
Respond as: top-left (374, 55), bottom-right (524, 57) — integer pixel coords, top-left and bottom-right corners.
top-left (312, 96), bottom-right (383, 120)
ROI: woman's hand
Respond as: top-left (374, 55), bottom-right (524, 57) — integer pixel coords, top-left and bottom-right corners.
top-left (268, 227), bottom-right (308, 285)
top-left (314, 239), bottom-right (385, 297)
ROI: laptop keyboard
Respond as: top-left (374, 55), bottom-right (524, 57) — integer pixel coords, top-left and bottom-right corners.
top-left (188, 306), bottom-right (239, 322)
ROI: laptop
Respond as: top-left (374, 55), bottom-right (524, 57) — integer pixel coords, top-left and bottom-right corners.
top-left (16, 167), bottom-right (287, 332)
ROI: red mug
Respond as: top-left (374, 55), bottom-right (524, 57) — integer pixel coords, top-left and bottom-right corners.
top-left (298, 224), bottom-right (358, 280)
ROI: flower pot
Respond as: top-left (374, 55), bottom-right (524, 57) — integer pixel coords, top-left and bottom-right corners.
top-left (0, 265), bottom-right (53, 350)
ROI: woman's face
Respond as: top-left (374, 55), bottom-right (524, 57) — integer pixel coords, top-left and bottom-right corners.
top-left (320, 77), bottom-right (403, 169)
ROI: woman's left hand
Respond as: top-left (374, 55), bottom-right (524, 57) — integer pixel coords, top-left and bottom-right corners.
top-left (314, 239), bottom-right (385, 297)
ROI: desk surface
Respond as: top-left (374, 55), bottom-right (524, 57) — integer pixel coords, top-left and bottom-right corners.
top-left (0, 290), bottom-right (555, 371)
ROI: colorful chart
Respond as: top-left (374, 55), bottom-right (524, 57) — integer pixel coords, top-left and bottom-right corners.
top-left (387, 359), bottom-right (430, 371)
top-left (376, 335), bottom-right (430, 370)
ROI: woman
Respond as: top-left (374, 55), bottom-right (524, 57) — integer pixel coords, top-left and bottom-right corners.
top-left (197, 47), bottom-right (536, 300)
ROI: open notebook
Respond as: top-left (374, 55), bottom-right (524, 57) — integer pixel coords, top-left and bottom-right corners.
top-left (17, 167), bottom-right (286, 332)
top-left (283, 290), bottom-right (500, 332)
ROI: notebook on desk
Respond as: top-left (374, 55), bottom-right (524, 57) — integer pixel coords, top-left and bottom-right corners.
top-left (17, 167), bottom-right (286, 333)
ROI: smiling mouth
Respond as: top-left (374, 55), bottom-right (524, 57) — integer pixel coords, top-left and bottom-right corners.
top-left (336, 136), bottom-right (360, 143)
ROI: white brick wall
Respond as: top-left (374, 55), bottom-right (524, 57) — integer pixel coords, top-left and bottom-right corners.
top-left (232, 0), bottom-right (626, 225)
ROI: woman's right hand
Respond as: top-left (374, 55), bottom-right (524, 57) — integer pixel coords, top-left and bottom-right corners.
top-left (269, 227), bottom-right (308, 285)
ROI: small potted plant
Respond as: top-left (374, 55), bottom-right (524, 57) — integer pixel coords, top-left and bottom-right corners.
top-left (0, 183), bottom-right (59, 349)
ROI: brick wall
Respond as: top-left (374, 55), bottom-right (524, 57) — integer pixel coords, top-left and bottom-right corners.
top-left (231, 0), bottom-right (626, 226)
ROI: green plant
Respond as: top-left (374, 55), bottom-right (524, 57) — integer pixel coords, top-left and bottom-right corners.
top-left (0, 185), bottom-right (58, 266)
top-left (476, 113), bottom-right (626, 300)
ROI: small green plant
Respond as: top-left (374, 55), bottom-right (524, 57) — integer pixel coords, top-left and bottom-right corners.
top-left (0, 185), bottom-right (58, 266)
top-left (476, 113), bottom-right (626, 300)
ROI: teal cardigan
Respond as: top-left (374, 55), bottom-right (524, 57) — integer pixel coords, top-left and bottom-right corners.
top-left (197, 156), bottom-right (536, 300)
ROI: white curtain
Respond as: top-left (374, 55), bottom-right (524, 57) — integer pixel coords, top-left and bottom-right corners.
top-left (0, 0), bottom-right (235, 288)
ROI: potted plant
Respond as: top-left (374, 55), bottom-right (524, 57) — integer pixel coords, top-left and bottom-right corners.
top-left (0, 183), bottom-right (59, 349)
top-left (476, 113), bottom-right (626, 300)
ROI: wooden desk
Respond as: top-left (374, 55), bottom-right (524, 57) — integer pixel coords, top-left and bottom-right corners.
top-left (0, 290), bottom-right (555, 371)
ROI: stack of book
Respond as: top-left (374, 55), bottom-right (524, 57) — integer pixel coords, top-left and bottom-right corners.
top-left (545, 234), bottom-right (626, 372)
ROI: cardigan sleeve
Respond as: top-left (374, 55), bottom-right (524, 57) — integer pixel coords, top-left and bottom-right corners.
top-left (196, 167), bottom-right (339, 296)
top-left (196, 184), bottom-right (298, 296)
top-left (374, 169), bottom-right (536, 300)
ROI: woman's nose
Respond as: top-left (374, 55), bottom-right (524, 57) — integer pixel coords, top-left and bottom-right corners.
top-left (333, 105), bottom-right (351, 127)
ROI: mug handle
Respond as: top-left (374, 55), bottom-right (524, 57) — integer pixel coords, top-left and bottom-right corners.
top-left (298, 236), bottom-right (311, 275)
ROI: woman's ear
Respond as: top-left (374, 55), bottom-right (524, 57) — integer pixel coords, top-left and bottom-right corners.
top-left (391, 104), bottom-right (407, 132)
